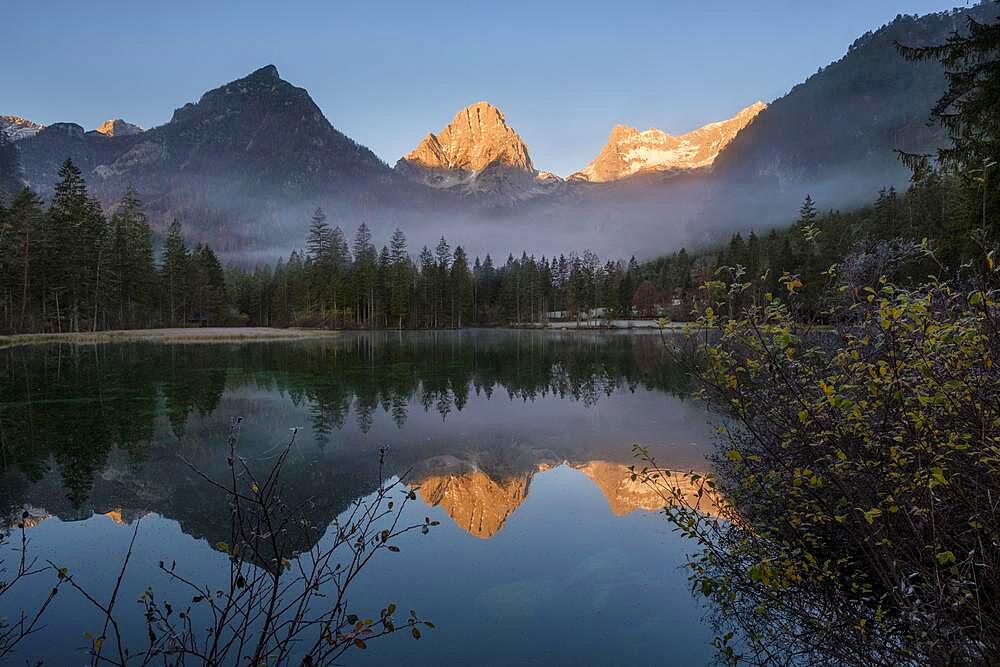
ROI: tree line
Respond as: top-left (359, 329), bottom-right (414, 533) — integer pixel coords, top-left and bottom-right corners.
top-left (2, 141), bottom-right (991, 336)
top-left (1, 160), bottom-right (707, 334)
top-left (226, 211), bottom-right (671, 329)
top-left (0, 159), bottom-right (227, 333)
top-left (671, 168), bottom-right (991, 322)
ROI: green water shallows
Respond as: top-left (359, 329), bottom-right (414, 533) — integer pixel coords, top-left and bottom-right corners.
top-left (0, 330), bottom-right (715, 665)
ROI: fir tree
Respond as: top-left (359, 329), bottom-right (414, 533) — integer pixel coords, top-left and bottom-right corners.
top-left (161, 220), bottom-right (190, 326)
top-left (799, 194), bottom-right (818, 226)
top-left (388, 228), bottom-right (410, 329)
top-left (450, 246), bottom-right (472, 328)
top-left (109, 187), bottom-right (155, 327)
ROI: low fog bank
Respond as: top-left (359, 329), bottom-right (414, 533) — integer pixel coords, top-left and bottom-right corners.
top-left (158, 164), bottom-right (915, 269)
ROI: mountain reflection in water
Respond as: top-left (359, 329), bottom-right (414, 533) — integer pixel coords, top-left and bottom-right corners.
top-left (1, 331), bottom-right (707, 543)
top-left (0, 330), bottom-right (719, 665)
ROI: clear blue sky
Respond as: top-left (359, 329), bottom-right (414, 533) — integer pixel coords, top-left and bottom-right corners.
top-left (1, 0), bottom-right (970, 176)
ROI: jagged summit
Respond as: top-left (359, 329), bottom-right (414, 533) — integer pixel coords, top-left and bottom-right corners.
top-left (111, 64), bottom-right (392, 193)
top-left (251, 64), bottom-right (280, 80)
top-left (94, 119), bottom-right (143, 137)
top-left (394, 101), bottom-right (559, 205)
top-left (572, 101), bottom-right (766, 182)
top-left (400, 101), bottom-right (533, 173)
top-left (0, 114), bottom-right (45, 141)
top-left (169, 65), bottom-right (300, 124)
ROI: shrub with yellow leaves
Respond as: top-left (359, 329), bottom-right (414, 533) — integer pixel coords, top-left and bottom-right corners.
top-left (635, 259), bottom-right (1000, 665)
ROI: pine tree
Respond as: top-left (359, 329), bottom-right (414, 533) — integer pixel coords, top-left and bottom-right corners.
top-left (352, 223), bottom-right (376, 325)
top-left (46, 159), bottom-right (107, 331)
top-left (388, 228), bottom-right (410, 329)
top-left (898, 10), bottom-right (1000, 172)
top-left (305, 208), bottom-right (331, 260)
top-left (376, 245), bottom-right (391, 327)
top-left (109, 187), bottom-right (155, 328)
top-left (190, 244), bottom-right (226, 324)
top-left (418, 246), bottom-right (435, 328)
top-left (799, 195), bottom-right (818, 226)
top-left (161, 220), bottom-right (190, 326)
top-left (2, 188), bottom-right (44, 330)
top-left (305, 207), bottom-right (332, 312)
top-left (450, 246), bottom-right (472, 328)
top-left (328, 225), bottom-right (351, 313)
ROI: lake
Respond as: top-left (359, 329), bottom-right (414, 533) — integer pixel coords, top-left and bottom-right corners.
top-left (0, 330), bottom-right (717, 665)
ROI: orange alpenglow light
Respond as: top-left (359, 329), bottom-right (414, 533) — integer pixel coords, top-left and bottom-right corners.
top-left (572, 101), bottom-right (766, 182)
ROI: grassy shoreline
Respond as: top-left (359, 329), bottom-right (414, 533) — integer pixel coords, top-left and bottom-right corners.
top-left (0, 327), bottom-right (342, 350)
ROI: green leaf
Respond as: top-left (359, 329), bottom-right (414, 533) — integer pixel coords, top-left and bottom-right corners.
top-left (862, 508), bottom-right (882, 524)
top-left (936, 551), bottom-right (956, 566)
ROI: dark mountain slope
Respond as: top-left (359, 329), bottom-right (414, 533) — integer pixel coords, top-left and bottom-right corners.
top-left (10, 66), bottom-right (419, 257)
top-left (101, 65), bottom-right (392, 196)
top-left (0, 133), bottom-right (22, 199)
top-left (704, 3), bottom-right (999, 229)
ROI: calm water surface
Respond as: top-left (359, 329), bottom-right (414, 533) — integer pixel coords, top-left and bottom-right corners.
top-left (0, 330), bottom-right (716, 665)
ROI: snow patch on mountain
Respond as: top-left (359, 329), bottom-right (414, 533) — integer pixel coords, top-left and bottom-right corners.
top-left (572, 101), bottom-right (766, 182)
top-left (0, 115), bottom-right (44, 141)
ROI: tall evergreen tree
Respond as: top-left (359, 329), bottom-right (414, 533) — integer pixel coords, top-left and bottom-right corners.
top-left (161, 220), bottom-right (190, 326)
top-left (799, 194), bottom-right (818, 226)
top-left (305, 208), bottom-right (331, 260)
top-left (109, 187), bottom-right (155, 328)
top-left (46, 159), bottom-right (107, 331)
top-left (190, 243), bottom-right (227, 324)
top-left (328, 224), bottom-right (351, 313)
top-left (898, 9), bottom-right (1000, 172)
top-left (1, 188), bottom-right (44, 330)
top-left (388, 228), bottom-right (410, 329)
top-left (305, 207), bottom-right (332, 312)
top-left (352, 223), bottom-right (376, 325)
top-left (450, 246), bottom-right (472, 328)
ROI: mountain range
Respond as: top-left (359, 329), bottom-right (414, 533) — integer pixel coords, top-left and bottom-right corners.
top-left (2, 3), bottom-right (995, 261)
top-left (571, 101), bottom-right (767, 183)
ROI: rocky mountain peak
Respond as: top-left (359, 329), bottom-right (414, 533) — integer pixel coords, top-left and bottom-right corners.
top-left (416, 469), bottom-right (531, 539)
top-left (94, 119), bottom-right (143, 137)
top-left (0, 114), bottom-right (45, 141)
top-left (251, 64), bottom-right (280, 80)
top-left (400, 101), bottom-right (533, 173)
top-left (574, 461), bottom-right (719, 517)
top-left (168, 65), bottom-right (305, 126)
top-left (572, 101), bottom-right (767, 182)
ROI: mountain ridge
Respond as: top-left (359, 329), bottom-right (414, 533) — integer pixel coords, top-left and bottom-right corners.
top-left (394, 100), bottom-right (562, 205)
top-left (2, 2), bottom-right (989, 260)
top-left (0, 115), bottom-right (44, 142)
top-left (572, 101), bottom-right (767, 183)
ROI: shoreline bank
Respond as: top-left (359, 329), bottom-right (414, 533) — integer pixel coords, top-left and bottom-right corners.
top-left (0, 322), bottom-right (696, 350)
top-left (0, 327), bottom-right (341, 350)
